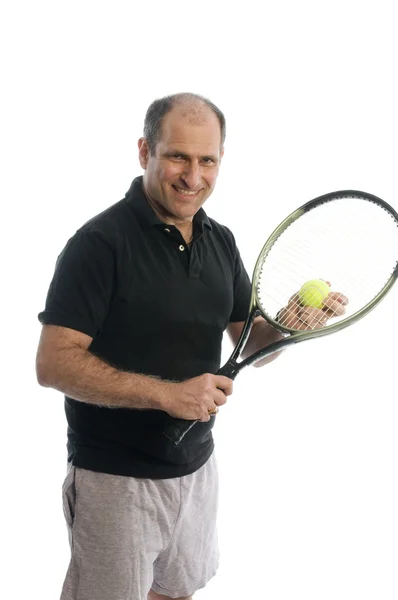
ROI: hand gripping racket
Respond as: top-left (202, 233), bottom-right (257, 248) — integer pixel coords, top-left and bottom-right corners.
top-left (163, 190), bottom-right (398, 445)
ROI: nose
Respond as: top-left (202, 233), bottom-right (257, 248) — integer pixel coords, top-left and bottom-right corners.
top-left (181, 161), bottom-right (202, 189)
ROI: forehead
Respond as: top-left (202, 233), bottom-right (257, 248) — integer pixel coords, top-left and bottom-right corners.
top-left (158, 104), bottom-right (222, 154)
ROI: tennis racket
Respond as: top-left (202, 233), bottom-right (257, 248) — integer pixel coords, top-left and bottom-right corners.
top-left (163, 190), bottom-right (398, 446)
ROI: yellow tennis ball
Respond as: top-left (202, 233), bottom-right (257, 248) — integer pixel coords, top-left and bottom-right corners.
top-left (298, 279), bottom-right (330, 308)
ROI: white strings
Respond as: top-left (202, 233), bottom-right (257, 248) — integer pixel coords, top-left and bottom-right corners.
top-left (257, 197), bottom-right (398, 330)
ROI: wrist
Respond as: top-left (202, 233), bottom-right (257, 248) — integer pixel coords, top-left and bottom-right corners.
top-left (147, 378), bottom-right (175, 412)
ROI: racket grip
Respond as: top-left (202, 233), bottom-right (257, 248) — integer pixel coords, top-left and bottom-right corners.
top-left (163, 361), bottom-right (239, 445)
top-left (163, 417), bottom-right (202, 446)
top-left (216, 360), bottom-right (239, 379)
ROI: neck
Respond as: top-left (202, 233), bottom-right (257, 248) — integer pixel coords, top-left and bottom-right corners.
top-left (180, 224), bottom-right (194, 244)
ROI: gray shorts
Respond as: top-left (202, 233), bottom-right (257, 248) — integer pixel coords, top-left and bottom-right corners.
top-left (60, 452), bottom-right (219, 600)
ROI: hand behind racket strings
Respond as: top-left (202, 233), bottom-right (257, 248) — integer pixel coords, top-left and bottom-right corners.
top-left (163, 190), bottom-right (398, 445)
top-left (278, 287), bottom-right (349, 331)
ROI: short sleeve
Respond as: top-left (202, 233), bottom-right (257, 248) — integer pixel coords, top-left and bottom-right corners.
top-left (229, 243), bottom-right (252, 322)
top-left (38, 229), bottom-right (116, 338)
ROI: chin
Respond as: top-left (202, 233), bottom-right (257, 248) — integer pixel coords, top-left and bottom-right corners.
top-left (173, 206), bottom-right (198, 220)
top-left (168, 195), bottom-right (203, 216)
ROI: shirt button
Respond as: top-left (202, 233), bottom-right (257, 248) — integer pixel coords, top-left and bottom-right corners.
top-left (165, 228), bottom-right (170, 233)
top-left (179, 245), bottom-right (185, 251)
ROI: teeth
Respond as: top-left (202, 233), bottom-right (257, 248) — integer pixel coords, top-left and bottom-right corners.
top-left (174, 187), bottom-right (198, 196)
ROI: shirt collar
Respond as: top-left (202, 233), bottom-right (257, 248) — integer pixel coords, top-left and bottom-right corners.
top-left (125, 176), bottom-right (212, 231)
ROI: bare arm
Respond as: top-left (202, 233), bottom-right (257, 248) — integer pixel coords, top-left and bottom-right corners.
top-left (36, 325), bottom-right (232, 420)
top-left (36, 325), bottom-right (172, 410)
top-left (227, 316), bottom-right (284, 367)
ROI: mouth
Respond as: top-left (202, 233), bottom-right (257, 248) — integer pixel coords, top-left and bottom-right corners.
top-left (172, 185), bottom-right (202, 198)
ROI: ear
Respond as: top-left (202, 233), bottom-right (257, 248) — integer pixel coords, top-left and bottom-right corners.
top-left (138, 137), bottom-right (150, 169)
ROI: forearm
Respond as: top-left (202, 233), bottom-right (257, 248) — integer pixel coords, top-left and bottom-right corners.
top-left (37, 346), bottom-right (171, 410)
top-left (242, 319), bottom-right (284, 366)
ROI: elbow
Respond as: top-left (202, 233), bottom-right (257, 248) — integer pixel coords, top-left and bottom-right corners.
top-left (36, 368), bottom-right (50, 388)
top-left (37, 374), bottom-right (51, 388)
top-left (36, 357), bottom-right (54, 388)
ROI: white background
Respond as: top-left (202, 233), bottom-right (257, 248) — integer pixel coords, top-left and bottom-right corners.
top-left (2, 1), bottom-right (398, 599)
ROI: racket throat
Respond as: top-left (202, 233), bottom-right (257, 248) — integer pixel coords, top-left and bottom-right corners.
top-left (217, 359), bottom-right (240, 380)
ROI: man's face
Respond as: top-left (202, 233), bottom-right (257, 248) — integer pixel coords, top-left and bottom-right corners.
top-left (138, 104), bottom-right (224, 224)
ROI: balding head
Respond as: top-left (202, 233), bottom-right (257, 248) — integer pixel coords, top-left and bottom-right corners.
top-left (143, 92), bottom-right (226, 155)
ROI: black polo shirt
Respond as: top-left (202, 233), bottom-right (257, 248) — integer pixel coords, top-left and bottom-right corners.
top-left (38, 176), bottom-right (251, 478)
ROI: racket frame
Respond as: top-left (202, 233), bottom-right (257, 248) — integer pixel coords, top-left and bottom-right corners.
top-left (221, 189), bottom-right (398, 376)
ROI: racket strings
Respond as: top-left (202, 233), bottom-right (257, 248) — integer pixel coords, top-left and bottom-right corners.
top-left (255, 197), bottom-right (398, 331)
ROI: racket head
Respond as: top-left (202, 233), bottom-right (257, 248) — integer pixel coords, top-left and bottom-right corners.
top-left (252, 190), bottom-right (398, 335)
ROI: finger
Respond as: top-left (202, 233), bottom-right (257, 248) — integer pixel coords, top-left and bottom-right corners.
top-left (198, 412), bottom-right (212, 423)
top-left (201, 403), bottom-right (221, 422)
top-left (298, 307), bottom-right (328, 329)
top-left (214, 375), bottom-right (233, 396)
top-left (278, 301), bottom-right (302, 327)
top-left (327, 291), bottom-right (349, 306)
top-left (322, 296), bottom-right (347, 317)
top-left (213, 388), bottom-right (228, 407)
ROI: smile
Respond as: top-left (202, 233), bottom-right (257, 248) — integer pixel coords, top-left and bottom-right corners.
top-left (172, 186), bottom-right (200, 197)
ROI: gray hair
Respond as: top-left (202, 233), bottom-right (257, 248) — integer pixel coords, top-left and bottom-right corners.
top-left (143, 92), bottom-right (226, 154)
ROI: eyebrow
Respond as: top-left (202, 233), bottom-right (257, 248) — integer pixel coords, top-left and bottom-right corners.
top-left (164, 150), bottom-right (219, 162)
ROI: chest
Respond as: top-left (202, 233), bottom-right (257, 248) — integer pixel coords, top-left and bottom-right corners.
top-left (109, 228), bottom-right (236, 330)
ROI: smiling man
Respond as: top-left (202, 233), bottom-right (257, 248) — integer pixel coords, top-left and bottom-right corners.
top-left (36, 93), bottom-right (286, 600)
top-left (138, 97), bottom-right (224, 244)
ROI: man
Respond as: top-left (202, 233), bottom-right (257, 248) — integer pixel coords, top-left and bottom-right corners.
top-left (36, 93), bottom-right (346, 600)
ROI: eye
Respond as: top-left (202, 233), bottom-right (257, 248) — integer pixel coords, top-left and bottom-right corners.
top-left (172, 153), bottom-right (184, 160)
top-left (201, 157), bottom-right (215, 165)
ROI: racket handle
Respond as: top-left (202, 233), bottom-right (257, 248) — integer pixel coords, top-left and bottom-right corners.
top-left (162, 361), bottom-right (239, 446)
top-left (163, 417), bottom-right (203, 445)
top-left (216, 360), bottom-right (239, 379)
